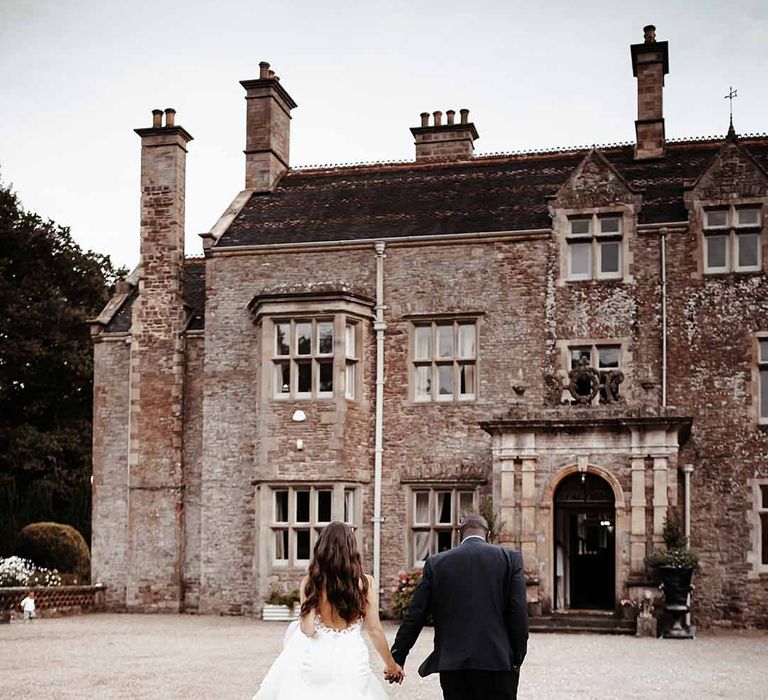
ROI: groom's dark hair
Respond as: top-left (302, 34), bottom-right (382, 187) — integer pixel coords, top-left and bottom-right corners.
top-left (459, 513), bottom-right (489, 538)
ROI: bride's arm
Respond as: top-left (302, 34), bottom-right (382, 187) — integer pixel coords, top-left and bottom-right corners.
top-left (363, 575), bottom-right (404, 682)
top-left (299, 575), bottom-right (316, 637)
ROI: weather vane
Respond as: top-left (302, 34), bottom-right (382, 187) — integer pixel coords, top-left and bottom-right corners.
top-left (724, 86), bottom-right (738, 128)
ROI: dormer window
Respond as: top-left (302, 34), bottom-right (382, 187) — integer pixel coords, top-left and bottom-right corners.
top-left (704, 205), bottom-right (762, 273)
top-left (567, 214), bottom-right (623, 281)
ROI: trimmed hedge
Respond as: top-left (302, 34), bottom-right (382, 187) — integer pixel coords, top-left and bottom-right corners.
top-left (15, 522), bottom-right (90, 583)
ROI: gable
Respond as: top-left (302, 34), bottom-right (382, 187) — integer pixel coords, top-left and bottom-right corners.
top-left (552, 149), bottom-right (639, 209)
top-left (690, 140), bottom-right (768, 202)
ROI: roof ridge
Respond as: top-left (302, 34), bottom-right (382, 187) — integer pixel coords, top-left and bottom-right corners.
top-left (289, 132), bottom-right (768, 174)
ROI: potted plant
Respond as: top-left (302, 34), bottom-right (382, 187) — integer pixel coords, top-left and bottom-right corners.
top-left (262, 587), bottom-right (301, 621)
top-left (645, 507), bottom-right (698, 639)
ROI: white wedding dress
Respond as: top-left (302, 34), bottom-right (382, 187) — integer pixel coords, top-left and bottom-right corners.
top-left (253, 616), bottom-right (390, 700)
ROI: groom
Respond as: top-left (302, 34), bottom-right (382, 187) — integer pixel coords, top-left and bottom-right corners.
top-left (388, 514), bottom-right (528, 700)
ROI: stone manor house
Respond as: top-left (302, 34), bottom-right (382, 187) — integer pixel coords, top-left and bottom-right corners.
top-left (90, 25), bottom-right (768, 628)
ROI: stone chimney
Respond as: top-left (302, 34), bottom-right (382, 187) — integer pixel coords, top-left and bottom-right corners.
top-left (410, 108), bottom-right (479, 162)
top-left (240, 62), bottom-right (298, 191)
top-left (631, 24), bottom-right (669, 160)
top-left (128, 109), bottom-right (193, 611)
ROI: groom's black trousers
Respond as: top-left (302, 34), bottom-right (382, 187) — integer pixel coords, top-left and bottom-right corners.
top-left (439, 669), bottom-right (520, 700)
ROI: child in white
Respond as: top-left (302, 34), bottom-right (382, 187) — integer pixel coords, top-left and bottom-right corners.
top-left (20, 591), bottom-right (36, 621)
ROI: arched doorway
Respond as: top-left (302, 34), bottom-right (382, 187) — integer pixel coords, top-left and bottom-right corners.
top-left (554, 472), bottom-right (615, 611)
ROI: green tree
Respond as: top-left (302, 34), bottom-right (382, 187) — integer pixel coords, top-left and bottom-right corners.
top-left (0, 175), bottom-right (125, 554)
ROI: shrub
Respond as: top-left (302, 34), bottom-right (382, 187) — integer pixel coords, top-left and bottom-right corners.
top-left (265, 587), bottom-right (300, 607)
top-left (15, 522), bottom-right (90, 582)
top-left (391, 569), bottom-right (431, 621)
top-left (645, 507), bottom-right (699, 570)
top-left (0, 556), bottom-right (62, 588)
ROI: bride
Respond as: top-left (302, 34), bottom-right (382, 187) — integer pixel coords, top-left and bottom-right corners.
top-left (254, 521), bottom-right (405, 699)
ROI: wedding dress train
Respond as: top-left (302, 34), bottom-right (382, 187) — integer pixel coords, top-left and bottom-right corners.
top-left (253, 617), bottom-right (390, 700)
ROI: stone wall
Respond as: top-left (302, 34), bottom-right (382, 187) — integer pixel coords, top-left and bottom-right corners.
top-left (91, 338), bottom-right (130, 607)
top-left (181, 334), bottom-right (205, 610)
top-left (198, 250), bottom-right (376, 613)
top-left (666, 231), bottom-right (768, 627)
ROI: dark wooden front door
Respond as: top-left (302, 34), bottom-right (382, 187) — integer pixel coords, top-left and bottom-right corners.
top-left (554, 473), bottom-right (616, 611)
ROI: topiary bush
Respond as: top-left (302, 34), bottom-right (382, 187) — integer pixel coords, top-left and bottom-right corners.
top-left (15, 522), bottom-right (90, 583)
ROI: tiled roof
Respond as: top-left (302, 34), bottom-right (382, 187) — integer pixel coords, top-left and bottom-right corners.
top-left (104, 260), bottom-right (206, 332)
top-left (215, 136), bottom-right (768, 248)
top-left (183, 260), bottom-right (206, 331)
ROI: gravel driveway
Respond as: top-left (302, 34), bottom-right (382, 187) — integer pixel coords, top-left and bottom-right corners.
top-left (1, 614), bottom-right (765, 699)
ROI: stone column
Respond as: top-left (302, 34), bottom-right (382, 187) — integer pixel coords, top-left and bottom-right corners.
top-left (499, 457), bottom-right (516, 547)
top-left (630, 456), bottom-right (647, 572)
top-left (652, 455), bottom-right (669, 546)
top-left (520, 458), bottom-right (538, 565)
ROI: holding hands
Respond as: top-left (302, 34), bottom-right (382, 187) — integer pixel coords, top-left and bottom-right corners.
top-left (383, 662), bottom-right (404, 685)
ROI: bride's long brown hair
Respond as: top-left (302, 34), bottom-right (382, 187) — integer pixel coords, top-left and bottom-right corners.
top-left (301, 521), bottom-right (369, 623)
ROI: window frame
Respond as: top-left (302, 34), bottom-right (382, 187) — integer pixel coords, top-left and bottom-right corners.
top-left (410, 319), bottom-right (478, 403)
top-left (344, 321), bottom-right (360, 401)
top-left (409, 486), bottom-right (480, 567)
top-left (750, 479), bottom-right (768, 575)
top-left (703, 204), bottom-right (763, 274)
top-left (269, 485), bottom-right (360, 567)
top-left (273, 317), bottom-right (336, 400)
top-left (566, 213), bottom-right (624, 282)
top-left (271, 316), bottom-right (364, 402)
top-left (758, 334), bottom-right (768, 426)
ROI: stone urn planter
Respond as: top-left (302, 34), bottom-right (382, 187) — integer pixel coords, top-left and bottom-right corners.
top-left (645, 507), bottom-right (698, 640)
top-left (659, 566), bottom-right (694, 639)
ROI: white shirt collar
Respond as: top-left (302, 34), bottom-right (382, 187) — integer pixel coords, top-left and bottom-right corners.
top-left (461, 535), bottom-right (486, 544)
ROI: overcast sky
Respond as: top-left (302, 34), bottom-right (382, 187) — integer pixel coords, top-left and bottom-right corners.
top-left (1, 0), bottom-right (766, 269)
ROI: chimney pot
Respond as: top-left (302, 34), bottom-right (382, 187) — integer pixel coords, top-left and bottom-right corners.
top-left (259, 61), bottom-right (270, 79)
top-left (411, 108), bottom-right (478, 162)
top-left (164, 108), bottom-right (176, 127)
top-left (643, 24), bottom-right (656, 43)
top-left (268, 70), bottom-right (275, 78)
top-left (152, 109), bottom-right (163, 128)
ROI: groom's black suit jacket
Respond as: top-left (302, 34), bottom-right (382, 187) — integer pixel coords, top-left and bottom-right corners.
top-left (391, 538), bottom-right (528, 677)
